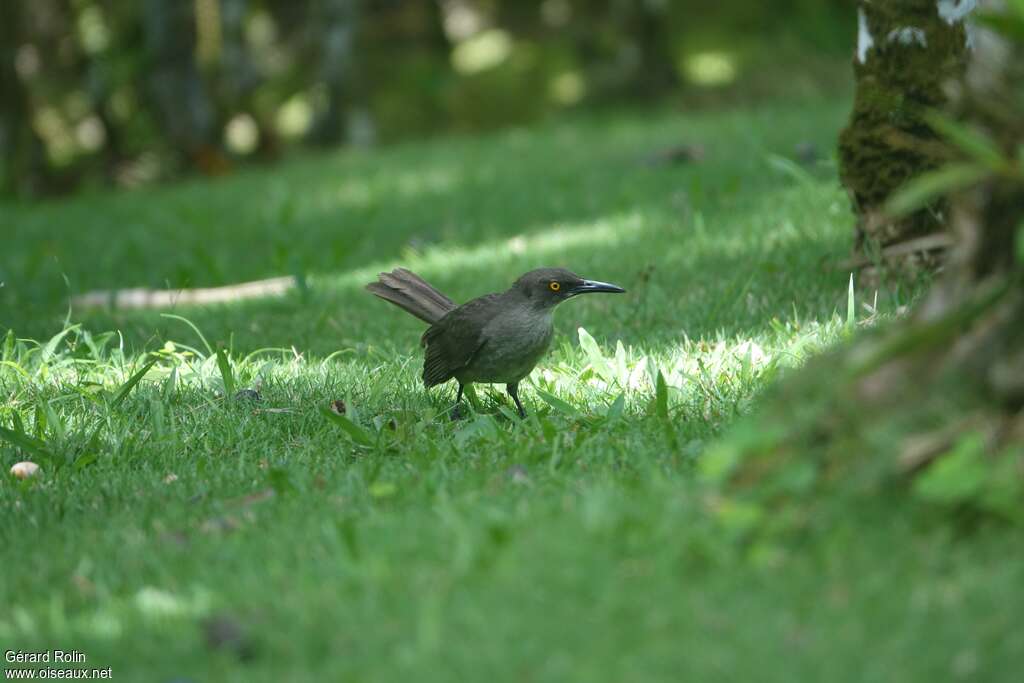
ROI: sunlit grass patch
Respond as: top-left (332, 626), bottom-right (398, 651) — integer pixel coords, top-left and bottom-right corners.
top-left (0, 287), bottom-right (889, 480)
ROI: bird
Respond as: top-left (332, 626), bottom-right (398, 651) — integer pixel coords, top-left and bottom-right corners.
top-left (366, 267), bottom-right (626, 418)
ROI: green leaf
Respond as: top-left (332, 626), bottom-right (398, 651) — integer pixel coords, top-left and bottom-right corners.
top-left (0, 425), bottom-right (56, 465)
top-left (925, 112), bottom-right (1006, 169)
top-left (699, 443), bottom-right (741, 484)
top-left (369, 481), bottom-right (397, 498)
top-left (2, 330), bottom-right (14, 362)
top-left (614, 341), bottom-right (629, 387)
top-left (110, 359), bottom-right (158, 409)
top-left (337, 516), bottom-right (361, 560)
top-left (454, 416), bottom-right (498, 448)
top-left (40, 325), bottom-right (80, 363)
top-left (215, 346), bottom-right (235, 399)
top-left (82, 421), bottom-right (104, 460)
top-left (268, 467), bottom-right (297, 495)
top-left (0, 360), bottom-right (31, 381)
top-left (973, 11), bottom-right (1024, 43)
top-left (577, 327), bottom-right (613, 383)
top-left (163, 365), bottom-right (178, 402)
top-left (699, 420), bottom-right (788, 485)
top-left (462, 383), bottom-right (481, 411)
top-left (607, 393), bottom-right (625, 419)
top-left (913, 434), bottom-right (989, 505)
top-left (654, 370), bottom-right (668, 420)
top-left (885, 163), bottom-right (989, 217)
top-left (160, 314), bottom-right (214, 356)
top-left (34, 403), bottom-right (47, 440)
top-left (977, 453), bottom-right (1024, 521)
top-left (321, 407), bottom-right (375, 447)
top-left (536, 389), bottom-right (579, 416)
top-left (714, 499), bottom-right (765, 539)
top-left (1017, 222), bottom-right (1024, 265)
top-left (765, 153), bottom-right (814, 186)
top-left (43, 402), bottom-right (65, 441)
top-left (73, 452), bottom-right (98, 471)
top-left (577, 327), bottom-right (602, 362)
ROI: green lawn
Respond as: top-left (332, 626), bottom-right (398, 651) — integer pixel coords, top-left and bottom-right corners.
top-left (2, 99), bottom-right (1021, 681)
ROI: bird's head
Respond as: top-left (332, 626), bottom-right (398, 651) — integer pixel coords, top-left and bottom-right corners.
top-left (512, 267), bottom-right (626, 308)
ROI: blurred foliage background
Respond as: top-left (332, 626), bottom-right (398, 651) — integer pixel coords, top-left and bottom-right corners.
top-left (1, 0), bottom-right (854, 198)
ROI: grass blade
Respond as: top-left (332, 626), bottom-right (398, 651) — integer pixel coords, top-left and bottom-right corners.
top-left (2, 330), bottom-right (14, 362)
top-left (0, 425), bottom-right (56, 465)
top-left (925, 111), bottom-right (1006, 169)
top-left (845, 274), bottom-right (856, 333)
top-left (111, 359), bottom-right (158, 409)
top-left (0, 360), bottom-right (32, 381)
top-left (160, 314), bottom-right (214, 356)
top-left (654, 370), bottom-right (669, 420)
top-left (974, 11), bottom-right (1024, 43)
top-left (216, 346), bottom-right (236, 399)
top-left (40, 324), bottom-right (80, 363)
top-left (607, 393), bottom-right (626, 419)
top-left (536, 389), bottom-right (579, 416)
top-left (163, 365), bottom-right (178, 402)
top-left (321, 407), bottom-right (375, 447)
top-left (766, 153), bottom-right (815, 186)
top-left (578, 327), bottom-right (613, 382)
top-left (885, 163), bottom-right (988, 217)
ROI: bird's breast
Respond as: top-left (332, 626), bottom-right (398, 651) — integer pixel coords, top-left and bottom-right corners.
top-left (462, 308), bottom-right (554, 384)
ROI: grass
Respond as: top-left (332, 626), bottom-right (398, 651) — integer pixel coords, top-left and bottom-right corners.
top-left (2, 98), bottom-right (1022, 681)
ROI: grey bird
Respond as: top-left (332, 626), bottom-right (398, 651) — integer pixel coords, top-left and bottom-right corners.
top-left (366, 267), bottom-right (626, 417)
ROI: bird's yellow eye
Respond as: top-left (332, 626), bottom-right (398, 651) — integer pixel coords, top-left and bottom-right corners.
top-left (549, 281), bottom-right (561, 292)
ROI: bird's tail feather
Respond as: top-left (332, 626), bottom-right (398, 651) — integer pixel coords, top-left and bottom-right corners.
top-left (365, 268), bottom-right (456, 325)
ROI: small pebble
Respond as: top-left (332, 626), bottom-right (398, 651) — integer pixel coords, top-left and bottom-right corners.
top-left (10, 461), bottom-right (40, 479)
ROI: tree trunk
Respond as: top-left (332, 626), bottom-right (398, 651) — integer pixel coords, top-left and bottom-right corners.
top-left (710, 4), bottom-right (1023, 519)
top-left (838, 0), bottom-right (976, 274)
top-left (845, 5), bottom-right (1024, 494)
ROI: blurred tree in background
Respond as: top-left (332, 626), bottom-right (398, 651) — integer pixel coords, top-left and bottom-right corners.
top-left (1, 0), bottom-right (853, 197)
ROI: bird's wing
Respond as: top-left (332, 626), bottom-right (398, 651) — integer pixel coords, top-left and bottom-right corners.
top-left (420, 294), bottom-right (499, 387)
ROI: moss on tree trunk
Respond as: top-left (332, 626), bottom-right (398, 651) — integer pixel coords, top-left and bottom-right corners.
top-left (838, 0), bottom-right (972, 272)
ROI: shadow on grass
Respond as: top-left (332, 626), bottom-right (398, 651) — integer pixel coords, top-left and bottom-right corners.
top-left (1, 99), bottom-right (851, 345)
top-left (48, 179), bottom-right (856, 359)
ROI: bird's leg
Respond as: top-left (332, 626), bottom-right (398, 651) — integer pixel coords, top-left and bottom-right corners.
top-left (451, 382), bottom-right (466, 421)
top-left (507, 382), bottom-right (527, 419)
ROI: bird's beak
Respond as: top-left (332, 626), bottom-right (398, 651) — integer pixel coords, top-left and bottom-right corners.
top-left (568, 279), bottom-right (626, 296)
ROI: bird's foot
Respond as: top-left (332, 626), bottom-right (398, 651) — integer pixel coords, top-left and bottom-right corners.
top-left (450, 403), bottom-right (467, 421)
